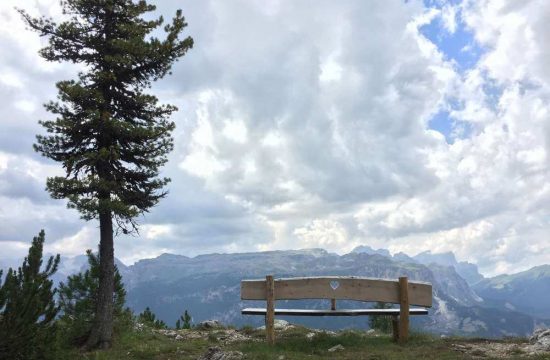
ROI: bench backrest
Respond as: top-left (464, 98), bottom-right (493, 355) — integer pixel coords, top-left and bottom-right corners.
top-left (241, 276), bottom-right (432, 307)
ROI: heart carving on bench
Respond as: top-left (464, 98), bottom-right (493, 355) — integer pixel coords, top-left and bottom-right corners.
top-left (329, 280), bottom-right (340, 290)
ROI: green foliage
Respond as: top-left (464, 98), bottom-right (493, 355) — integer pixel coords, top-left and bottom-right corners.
top-left (138, 307), bottom-right (167, 329)
top-left (19, 0), bottom-right (193, 233)
top-left (368, 302), bottom-right (394, 334)
top-left (0, 230), bottom-right (60, 360)
top-left (57, 250), bottom-right (131, 346)
top-left (176, 309), bottom-right (192, 329)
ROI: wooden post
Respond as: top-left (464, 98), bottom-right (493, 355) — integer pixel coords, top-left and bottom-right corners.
top-left (265, 275), bottom-right (275, 345)
top-left (392, 316), bottom-right (399, 342)
top-left (331, 298), bottom-right (336, 310)
top-left (398, 276), bottom-right (409, 344)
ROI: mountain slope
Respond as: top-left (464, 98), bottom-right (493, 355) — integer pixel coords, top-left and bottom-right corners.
top-left (473, 265), bottom-right (550, 319)
top-left (122, 249), bottom-right (534, 337)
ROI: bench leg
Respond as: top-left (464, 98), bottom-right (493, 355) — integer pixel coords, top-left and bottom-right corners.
top-left (266, 275), bottom-right (275, 345)
top-left (392, 316), bottom-right (399, 342)
top-left (398, 276), bottom-right (409, 344)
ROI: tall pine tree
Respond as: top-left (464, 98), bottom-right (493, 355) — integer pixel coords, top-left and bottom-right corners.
top-left (20, 0), bottom-right (193, 349)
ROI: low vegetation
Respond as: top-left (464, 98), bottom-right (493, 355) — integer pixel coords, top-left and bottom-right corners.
top-left (54, 323), bottom-right (549, 359)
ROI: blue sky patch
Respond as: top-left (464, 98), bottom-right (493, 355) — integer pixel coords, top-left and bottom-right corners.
top-left (419, 2), bottom-right (484, 71)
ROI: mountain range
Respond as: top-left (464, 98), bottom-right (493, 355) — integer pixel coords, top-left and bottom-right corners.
top-left (3, 246), bottom-right (548, 338)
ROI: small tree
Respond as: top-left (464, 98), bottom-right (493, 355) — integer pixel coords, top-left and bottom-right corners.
top-left (368, 302), bottom-right (393, 334)
top-left (175, 309), bottom-right (192, 329)
top-left (57, 249), bottom-right (130, 346)
top-left (0, 230), bottom-right (60, 360)
top-left (138, 307), bottom-right (167, 329)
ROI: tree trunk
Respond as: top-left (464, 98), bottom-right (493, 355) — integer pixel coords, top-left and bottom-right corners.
top-left (84, 210), bottom-right (114, 349)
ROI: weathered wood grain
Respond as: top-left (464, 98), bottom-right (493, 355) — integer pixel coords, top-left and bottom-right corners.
top-left (241, 276), bottom-right (432, 307)
top-left (265, 275), bottom-right (275, 345)
top-left (398, 276), bottom-right (409, 344)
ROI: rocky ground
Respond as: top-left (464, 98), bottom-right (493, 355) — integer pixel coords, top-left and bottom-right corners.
top-left (148, 320), bottom-right (550, 359)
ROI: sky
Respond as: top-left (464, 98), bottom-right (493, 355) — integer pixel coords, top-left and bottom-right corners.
top-left (0, 0), bottom-right (549, 277)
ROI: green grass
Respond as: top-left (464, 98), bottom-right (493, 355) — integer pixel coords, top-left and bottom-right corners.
top-left (56, 329), bottom-right (211, 360)
top-left (54, 325), bottom-right (549, 360)
top-left (231, 329), bottom-right (468, 360)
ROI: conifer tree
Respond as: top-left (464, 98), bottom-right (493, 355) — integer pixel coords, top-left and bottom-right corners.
top-left (58, 249), bottom-right (129, 346)
top-left (138, 306), bottom-right (167, 329)
top-left (20, 0), bottom-right (193, 349)
top-left (175, 309), bottom-right (192, 329)
top-left (0, 230), bottom-right (60, 359)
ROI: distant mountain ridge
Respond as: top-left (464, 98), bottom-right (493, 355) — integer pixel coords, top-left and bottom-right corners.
top-left (115, 248), bottom-right (539, 337)
top-left (473, 265), bottom-right (550, 319)
top-left (351, 246), bottom-right (484, 285)
top-left (3, 247), bottom-right (547, 337)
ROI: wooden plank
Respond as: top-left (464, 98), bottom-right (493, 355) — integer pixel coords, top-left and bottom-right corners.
top-left (241, 308), bottom-right (429, 316)
top-left (265, 275), bottom-right (275, 345)
top-left (398, 276), bottom-right (409, 344)
top-left (241, 276), bottom-right (432, 307)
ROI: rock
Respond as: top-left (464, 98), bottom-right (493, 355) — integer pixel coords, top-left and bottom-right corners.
top-left (197, 320), bottom-right (223, 329)
top-left (305, 332), bottom-right (316, 340)
top-left (274, 319), bottom-right (293, 330)
top-left (529, 328), bottom-right (550, 351)
top-left (278, 356), bottom-right (285, 360)
top-left (197, 346), bottom-right (244, 360)
top-left (256, 319), bottom-right (294, 331)
top-left (366, 329), bottom-right (375, 335)
top-left (328, 344), bottom-right (345, 352)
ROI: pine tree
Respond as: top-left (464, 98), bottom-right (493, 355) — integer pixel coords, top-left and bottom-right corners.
top-left (0, 230), bottom-right (60, 359)
top-left (175, 309), bottom-right (192, 329)
top-left (138, 306), bottom-right (167, 329)
top-left (19, 0), bottom-right (193, 349)
top-left (57, 249), bottom-right (130, 346)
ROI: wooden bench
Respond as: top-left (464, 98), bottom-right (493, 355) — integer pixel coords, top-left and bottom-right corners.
top-left (241, 275), bottom-right (432, 344)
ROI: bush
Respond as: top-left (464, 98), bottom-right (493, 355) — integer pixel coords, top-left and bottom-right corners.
top-left (138, 307), bottom-right (167, 329)
top-left (368, 302), bottom-right (394, 334)
top-left (0, 230), bottom-right (60, 360)
top-left (57, 249), bottom-right (131, 346)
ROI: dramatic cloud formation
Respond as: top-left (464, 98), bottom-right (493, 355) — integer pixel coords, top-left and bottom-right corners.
top-left (0, 0), bottom-right (548, 276)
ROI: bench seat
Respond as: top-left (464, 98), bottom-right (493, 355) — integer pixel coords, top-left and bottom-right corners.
top-left (242, 307), bottom-right (429, 316)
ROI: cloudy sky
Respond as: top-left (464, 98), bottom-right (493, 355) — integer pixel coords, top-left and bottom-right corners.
top-left (0, 0), bottom-right (549, 276)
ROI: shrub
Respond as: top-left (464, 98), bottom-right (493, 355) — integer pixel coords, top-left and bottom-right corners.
top-left (138, 307), bottom-right (167, 329)
top-left (0, 230), bottom-right (60, 359)
top-left (57, 249), bottom-right (131, 346)
top-left (368, 302), bottom-right (393, 334)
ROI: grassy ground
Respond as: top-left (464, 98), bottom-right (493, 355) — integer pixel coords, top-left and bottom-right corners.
top-left (56, 325), bottom-right (549, 360)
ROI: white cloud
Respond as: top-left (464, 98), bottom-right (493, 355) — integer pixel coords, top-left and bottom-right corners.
top-left (0, 0), bottom-right (548, 276)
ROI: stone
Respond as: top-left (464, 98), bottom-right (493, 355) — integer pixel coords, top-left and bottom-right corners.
top-left (197, 320), bottom-right (223, 329)
top-left (274, 319), bottom-right (291, 330)
top-left (197, 346), bottom-right (244, 360)
top-left (305, 332), bottom-right (316, 340)
top-left (366, 329), bottom-right (375, 335)
top-left (328, 344), bottom-right (345, 352)
top-left (529, 328), bottom-right (550, 351)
